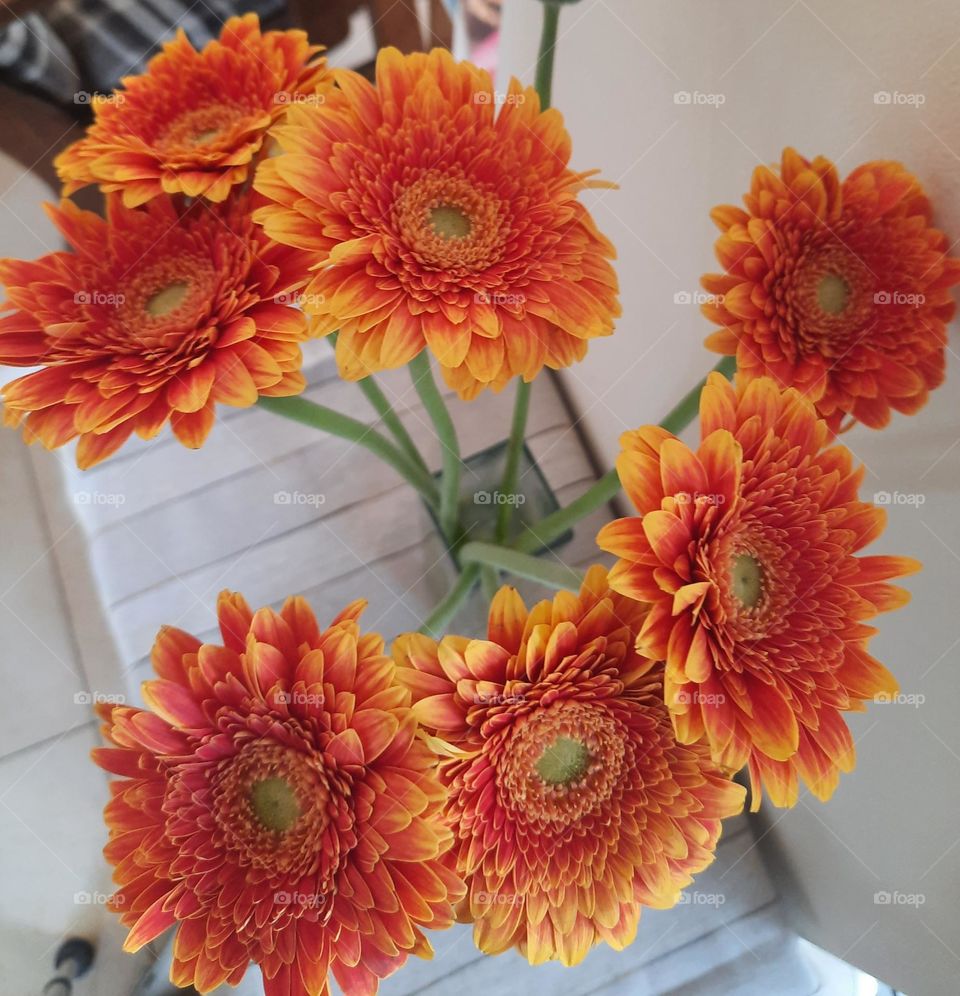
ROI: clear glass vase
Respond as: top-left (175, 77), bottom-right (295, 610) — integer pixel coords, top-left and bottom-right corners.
top-left (414, 439), bottom-right (573, 636)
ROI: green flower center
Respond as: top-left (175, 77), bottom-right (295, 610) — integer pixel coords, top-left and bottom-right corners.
top-left (429, 203), bottom-right (472, 240)
top-left (536, 736), bottom-right (591, 786)
top-left (249, 777), bottom-right (301, 833)
top-left (146, 282), bottom-right (189, 317)
top-left (816, 273), bottom-right (850, 315)
top-left (192, 128), bottom-right (219, 145)
top-left (731, 554), bottom-right (764, 608)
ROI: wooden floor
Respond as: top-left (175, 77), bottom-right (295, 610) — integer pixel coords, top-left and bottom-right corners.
top-left (27, 352), bottom-right (817, 995)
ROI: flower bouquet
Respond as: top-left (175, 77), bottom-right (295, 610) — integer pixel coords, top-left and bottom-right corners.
top-left (1, 2), bottom-right (957, 993)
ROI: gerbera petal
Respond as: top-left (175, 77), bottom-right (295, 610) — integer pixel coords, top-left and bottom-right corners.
top-left (94, 585), bottom-right (461, 995)
top-left (253, 46), bottom-right (618, 397)
top-left (605, 372), bottom-right (913, 808)
top-left (394, 569), bottom-right (744, 964)
top-left (0, 192), bottom-right (311, 467)
top-left (703, 148), bottom-right (960, 428)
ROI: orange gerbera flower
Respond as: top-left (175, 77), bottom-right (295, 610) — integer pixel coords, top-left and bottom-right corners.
top-left (0, 194), bottom-right (310, 468)
top-left (394, 567), bottom-right (745, 965)
top-left (55, 14), bottom-right (330, 206)
top-left (254, 47), bottom-right (620, 399)
top-left (702, 148), bottom-right (960, 431)
top-left (597, 373), bottom-right (920, 809)
top-left (92, 592), bottom-right (463, 995)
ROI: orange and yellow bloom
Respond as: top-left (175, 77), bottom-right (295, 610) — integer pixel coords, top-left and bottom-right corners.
top-left (0, 194), bottom-right (310, 468)
top-left (702, 149), bottom-right (960, 430)
top-left (56, 14), bottom-right (330, 206)
top-left (254, 47), bottom-right (620, 398)
top-left (598, 373), bottom-right (919, 809)
top-left (394, 567), bottom-right (744, 965)
top-left (92, 592), bottom-right (463, 995)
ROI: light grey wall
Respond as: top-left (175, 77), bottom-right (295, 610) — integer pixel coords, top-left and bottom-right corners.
top-left (499, 4), bottom-right (960, 994)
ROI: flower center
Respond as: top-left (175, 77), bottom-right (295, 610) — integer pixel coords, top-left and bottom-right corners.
top-left (731, 553), bottom-right (764, 608)
top-left (192, 128), bottom-right (220, 146)
top-left (816, 273), bottom-right (850, 315)
top-left (498, 701), bottom-right (625, 827)
top-left (157, 104), bottom-right (245, 152)
top-left (536, 735), bottom-right (591, 786)
top-left (249, 776), bottom-right (301, 833)
top-left (145, 281), bottom-right (190, 317)
top-left (429, 203), bottom-right (472, 240)
top-left (393, 172), bottom-right (508, 273)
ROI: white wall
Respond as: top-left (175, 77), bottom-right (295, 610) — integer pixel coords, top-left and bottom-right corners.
top-left (500, 3), bottom-right (960, 994)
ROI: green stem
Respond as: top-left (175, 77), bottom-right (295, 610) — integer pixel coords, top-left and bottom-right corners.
top-left (411, 0), bottom-right (567, 631)
top-left (514, 356), bottom-right (737, 554)
top-left (660, 355), bottom-right (736, 436)
top-left (515, 468), bottom-right (620, 555)
top-left (535, 3), bottom-right (561, 110)
top-left (258, 396), bottom-right (440, 508)
top-left (460, 541), bottom-right (583, 590)
top-left (488, 1), bottom-right (559, 551)
top-left (328, 332), bottom-right (430, 477)
top-left (409, 353), bottom-right (461, 543)
top-left (495, 379), bottom-right (532, 544)
top-left (355, 377), bottom-right (430, 476)
top-left (419, 564), bottom-right (480, 637)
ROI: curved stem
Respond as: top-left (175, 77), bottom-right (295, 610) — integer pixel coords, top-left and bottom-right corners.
top-left (513, 356), bottom-right (738, 554)
top-left (409, 353), bottom-right (461, 543)
top-left (460, 541), bottom-right (583, 590)
top-left (356, 376), bottom-right (430, 476)
top-left (515, 468), bottom-right (619, 555)
top-left (258, 395), bottom-right (440, 508)
top-left (328, 332), bottom-right (430, 477)
top-left (419, 564), bottom-right (480, 637)
top-left (495, 379), bottom-right (532, 544)
top-left (660, 355), bottom-right (736, 436)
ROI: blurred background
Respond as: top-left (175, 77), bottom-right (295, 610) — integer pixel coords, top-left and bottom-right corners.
top-left (1, 1), bottom-right (958, 994)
